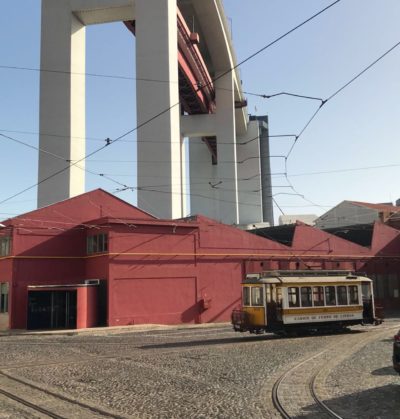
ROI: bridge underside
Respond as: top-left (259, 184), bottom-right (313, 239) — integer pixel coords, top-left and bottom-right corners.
top-left (38, 0), bottom-right (269, 226)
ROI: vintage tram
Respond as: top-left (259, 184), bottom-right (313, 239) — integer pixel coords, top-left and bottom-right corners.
top-left (231, 270), bottom-right (379, 335)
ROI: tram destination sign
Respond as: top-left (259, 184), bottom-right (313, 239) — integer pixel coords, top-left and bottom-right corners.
top-left (284, 312), bottom-right (362, 324)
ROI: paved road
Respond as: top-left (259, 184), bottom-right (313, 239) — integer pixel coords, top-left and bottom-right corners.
top-left (0, 320), bottom-right (399, 418)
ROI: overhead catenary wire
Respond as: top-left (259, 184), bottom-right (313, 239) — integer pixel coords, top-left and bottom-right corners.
top-left (0, 133), bottom-right (131, 191)
top-left (114, 185), bottom-right (300, 209)
top-left (0, 1), bottom-right (341, 208)
top-left (285, 39), bottom-right (400, 160)
top-left (6, 122), bottom-right (398, 206)
top-left (279, 38), bottom-right (400, 210)
top-left (0, 128), bottom-right (306, 145)
top-left (0, 130), bottom-right (282, 170)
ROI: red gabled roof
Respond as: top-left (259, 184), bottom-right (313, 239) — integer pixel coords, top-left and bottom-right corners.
top-left (1, 189), bottom-right (156, 229)
top-left (348, 201), bottom-right (400, 213)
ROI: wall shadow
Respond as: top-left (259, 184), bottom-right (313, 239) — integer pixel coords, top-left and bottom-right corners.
top-left (296, 384), bottom-right (400, 419)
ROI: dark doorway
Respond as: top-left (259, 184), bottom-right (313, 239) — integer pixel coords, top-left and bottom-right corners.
top-left (97, 280), bottom-right (108, 326)
top-left (27, 290), bottom-right (77, 330)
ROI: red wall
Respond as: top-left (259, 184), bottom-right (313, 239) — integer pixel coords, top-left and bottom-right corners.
top-left (77, 286), bottom-right (98, 329)
top-left (2, 190), bottom-right (400, 330)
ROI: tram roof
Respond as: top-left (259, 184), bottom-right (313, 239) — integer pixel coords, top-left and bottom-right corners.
top-left (244, 270), bottom-right (371, 284)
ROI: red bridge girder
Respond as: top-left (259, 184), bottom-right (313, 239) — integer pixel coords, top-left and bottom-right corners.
top-left (124, 7), bottom-right (215, 115)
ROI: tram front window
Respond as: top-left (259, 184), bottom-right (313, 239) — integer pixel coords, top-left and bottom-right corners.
top-left (288, 287), bottom-right (300, 307)
top-left (251, 287), bottom-right (264, 306)
top-left (325, 286), bottom-right (336, 306)
top-left (243, 287), bottom-right (250, 306)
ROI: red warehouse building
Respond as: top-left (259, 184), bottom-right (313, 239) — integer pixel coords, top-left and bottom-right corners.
top-left (0, 189), bottom-right (399, 331)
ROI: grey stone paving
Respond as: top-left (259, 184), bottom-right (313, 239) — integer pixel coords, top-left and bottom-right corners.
top-left (325, 325), bottom-right (400, 419)
top-left (0, 322), bottom-right (398, 418)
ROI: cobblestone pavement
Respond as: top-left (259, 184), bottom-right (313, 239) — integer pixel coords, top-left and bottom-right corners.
top-left (0, 320), bottom-right (399, 418)
top-left (324, 321), bottom-right (400, 419)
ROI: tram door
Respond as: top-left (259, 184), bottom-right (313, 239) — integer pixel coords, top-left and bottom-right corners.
top-left (265, 284), bottom-right (279, 326)
top-left (361, 281), bottom-right (374, 322)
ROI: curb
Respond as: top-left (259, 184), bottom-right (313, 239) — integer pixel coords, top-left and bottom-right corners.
top-left (0, 322), bottom-right (231, 337)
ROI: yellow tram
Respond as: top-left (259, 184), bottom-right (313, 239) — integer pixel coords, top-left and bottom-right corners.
top-left (231, 270), bottom-right (379, 334)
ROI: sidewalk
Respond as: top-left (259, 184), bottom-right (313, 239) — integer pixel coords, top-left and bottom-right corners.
top-left (0, 321), bottom-right (231, 337)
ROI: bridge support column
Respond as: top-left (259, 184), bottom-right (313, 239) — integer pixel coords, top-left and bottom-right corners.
top-left (38, 0), bottom-right (86, 207)
top-left (215, 71), bottom-right (238, 224)
top-left (136, 0), bottom-right (182, 219)
top-left (237, 121), bottom-right (263, 225)
top-left (188, 72), bottom-right (239, 224)
top-left (189, 138), bottom-right (218, 217)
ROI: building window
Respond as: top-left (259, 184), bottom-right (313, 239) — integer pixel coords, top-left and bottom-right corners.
top-left (0, 283), bottom-right (9, 313)
top-left (87, 233), bottom-right (108, 254)
top-left (0, 237), bottom-right (11, 256)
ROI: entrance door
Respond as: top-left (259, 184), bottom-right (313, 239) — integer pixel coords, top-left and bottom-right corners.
top-left (27, 290), bottom-right (77, 330)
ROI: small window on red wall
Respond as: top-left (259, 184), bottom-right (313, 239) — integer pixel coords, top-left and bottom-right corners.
top-left (0, 237), bottom-right (11, 256)
top-left (87, 233), bottom-right (108, 254)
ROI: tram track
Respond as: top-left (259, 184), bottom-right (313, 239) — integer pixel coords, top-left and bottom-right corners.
top-left (0, 370), bottom-right (127, 419)
top-left (0, 386), bottom-right (67, 419)
top-left (270, 324), bottom-right (400, 419)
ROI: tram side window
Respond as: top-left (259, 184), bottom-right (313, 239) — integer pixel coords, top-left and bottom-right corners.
top-left (266, 285), bottom-right (271, 303)
top-left (288, 287), bottom-right (300, 307)
top-left (301, 287), bottom-right (312, 307)
top-left (251, 287), bottom-right (264, 306)
top-left (325, 286), bottom-right (336, 305)
top-left (313, 286), bottom-right (324, 306)
top-left (276, 287), bottom-right (283, 307)
top-left (348, 285), bottom-right (359, 305)
top-left (337, 286), bottom-right (348, 305)
top-left (243, 287), bottom-right (250, 306)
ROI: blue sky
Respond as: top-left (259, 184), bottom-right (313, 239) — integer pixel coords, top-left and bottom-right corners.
top-left (1, 0), bottom-right (400, 222)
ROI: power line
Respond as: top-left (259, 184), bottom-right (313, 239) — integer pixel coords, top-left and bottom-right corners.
top-left (286, 39), bottom-right (400, 160)
top-left (217, 0), bottom-right (341, 80)
top-left (0, 128), bottom-right (306, 145)
top-left (0, 1), bottom-right (341, 87)
top-left (289, 163), bottom-right (400, 177)
top-left (115, 184), bottom-right (303, 210)
top-left (0, 1), bottom-right (341, 207)
top-left (0, 132), bottom-right (131, 191)
top-left (244, 90), bottom-right (324, 103)
top-left (1, 129), bottom-right (281, 167)
top-left (326, 40), bottom-right (400, 102)
top-left (0, 119), bottom-right (291, 206)
top-left (282, 38), bottom-right (400, 209)
top-left (0, 64), bottom-right (172, 84)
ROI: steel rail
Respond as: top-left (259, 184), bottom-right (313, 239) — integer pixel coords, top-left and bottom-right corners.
top-left (271, 324), bottom-right (400, 418)
top-left (0, 371), bottom-right (124, 419)
top-left (271, 350), bottom-right (327, 418)
top-left (308, 324), bottom-right (400, 419)
top-left (0, 387), bottom-right (67, 419)
top-left (309, 371), bottom-right (343, 419)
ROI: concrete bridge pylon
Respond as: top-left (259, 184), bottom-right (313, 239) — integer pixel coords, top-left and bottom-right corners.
top-left (38, 0), bottom-right (272, 225)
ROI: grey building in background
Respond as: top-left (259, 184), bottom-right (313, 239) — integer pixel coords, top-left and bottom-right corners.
top-left (315, 200), bottom-right (400, 229)
top-left (250, 115), bottom-right (274, 226)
